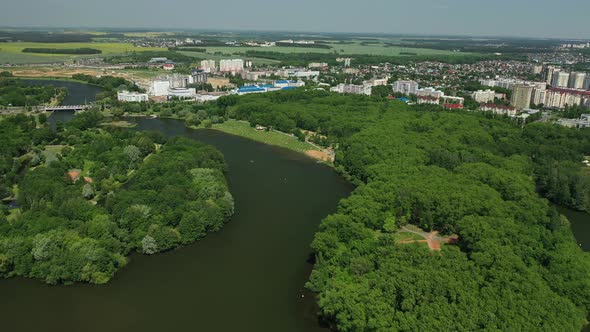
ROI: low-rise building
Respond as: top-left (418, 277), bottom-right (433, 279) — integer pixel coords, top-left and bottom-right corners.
top-left (471, 89), bottom-right (496, 103)
top-left (308, 62), bottom-right (329, 69)
top-left (117, 91), bottom-right (149, 102)
top-left (167, 88), bottom-right (196, 98)
top-left (480, 104), bottom-right (518, 117)
top-left (393, 80), bottom-right (419, 95)
top-left (557, 114), bottom-right (590, 128)
top-left (330, 83), bottom-right (372, 95)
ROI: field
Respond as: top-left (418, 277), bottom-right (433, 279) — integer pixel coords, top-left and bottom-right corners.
top-left (0, 42), bottom-right (165, 64)
top-left (199, 42), bottom-right (467, 57)
top-left (211, 120), bottom-right (319, 154)
top-left (177, 51), bottom-right (280, 65)
top-left (5, 66), bottom-right (164, 87)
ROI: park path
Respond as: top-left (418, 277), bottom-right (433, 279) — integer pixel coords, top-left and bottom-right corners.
top-left (398, 225), bottom-right (457, 251)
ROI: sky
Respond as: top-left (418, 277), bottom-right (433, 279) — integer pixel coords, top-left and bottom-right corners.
top-left (1, 0), bottom-right (588, 39)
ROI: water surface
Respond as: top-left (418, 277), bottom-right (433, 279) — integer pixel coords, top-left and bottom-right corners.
top-left (0, 113), bottom-right (352, 332)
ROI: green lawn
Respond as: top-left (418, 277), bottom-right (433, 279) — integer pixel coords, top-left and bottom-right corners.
top-left (42, 145), bottom-right (65, 165)
top-left (393, 232), bottom-right (426, 242)
top-left (210, 120), bottom-right (319, 154)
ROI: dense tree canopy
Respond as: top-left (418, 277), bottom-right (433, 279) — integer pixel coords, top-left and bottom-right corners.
top-left (0, 111), bottom-right (233, 284)
top-left (220, 90), bottom-right (590, 331)
top-left (0, 78), bottom-right (66, 106)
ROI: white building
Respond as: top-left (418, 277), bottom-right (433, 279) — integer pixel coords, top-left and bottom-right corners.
top-left (552, 71), bottom-right (570, 88)
top-left (117, 91), bottom-right (149, 102)
top-left (151, 79), bottom-right (171, 97)
top-left (569, 72), bottom-right (587, 89)
top-left (393, 80), bottom-right (419, 95)
top-left (416, 87), bottom-right (444, 99)
top-left (364, 78), bottom-right (389, 87)
top-left (293, 70), bottom-right (320, 78)
top-left (273, 80), bottom-right (305, 88)
top-left (533, 89), bottom-right (547, 106)
top-left (200, 60), bottom-right (216, 73)
top-left (167, 88), bottom-right (196, 98)
top-left (544, 88), bottom-right (586, 109)
top-left (308, 62), bottom-right (328, 69)
top-left (330, 83), bottom-right (372, 95)
top-left (471, 89), bottom-right (496, 103)
top-left (480, 104), bottom-right (518, 117)
top-left (219, 59), bottom-right (244, 73)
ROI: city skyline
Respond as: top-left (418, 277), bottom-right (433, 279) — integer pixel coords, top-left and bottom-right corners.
top-left (1, 0), bottom-right (589, 39)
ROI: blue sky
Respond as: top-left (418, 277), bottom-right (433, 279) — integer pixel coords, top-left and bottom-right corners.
top-left (1, 0), bottom-right (588, 39)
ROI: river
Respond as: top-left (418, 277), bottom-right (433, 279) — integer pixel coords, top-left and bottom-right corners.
top-left (22, 79), bottom-right (103, 105)
top-left (0, 110), bottom-right (353, 332)
top-left (2, 80), bottom-right (589, 331)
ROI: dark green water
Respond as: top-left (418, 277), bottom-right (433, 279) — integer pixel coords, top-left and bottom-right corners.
top-left (0, 112), bottom-right (352, 332)
top-left (22, 79), bottom-right (103, 105)
top-left (558, 206), bottom-right (590, 251)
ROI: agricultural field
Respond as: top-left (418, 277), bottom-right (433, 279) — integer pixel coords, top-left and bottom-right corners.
top-left (0, 42), bottom-right (165, 64)
top-left (200, 42), bottom-right (468, 57)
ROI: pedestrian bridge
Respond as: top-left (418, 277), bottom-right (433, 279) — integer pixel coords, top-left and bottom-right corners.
top-left (42, 105), bottom-right (91, 111)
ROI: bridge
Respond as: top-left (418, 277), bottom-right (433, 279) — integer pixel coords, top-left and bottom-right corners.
top-left (42, 105), bottom-right (91, 112)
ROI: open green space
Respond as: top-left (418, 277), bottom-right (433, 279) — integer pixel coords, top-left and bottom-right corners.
top-left (210, 119), bottom-right (318, 153)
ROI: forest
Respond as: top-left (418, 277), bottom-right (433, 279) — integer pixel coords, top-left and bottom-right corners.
top-left (213, 90), bottom-right (590, 331)
top-left (22, 48), bottom-right (102, 55)
top-left (0, 74), bottom-right (66, 107)
top-left (0, 111), bottom-right (233, 284)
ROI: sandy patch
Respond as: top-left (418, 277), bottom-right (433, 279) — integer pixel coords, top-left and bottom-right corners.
top-left (305, 150), bottom-right (332, 162)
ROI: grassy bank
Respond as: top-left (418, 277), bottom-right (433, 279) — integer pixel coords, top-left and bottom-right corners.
top-left (208, 119), bottom-right (320, 154)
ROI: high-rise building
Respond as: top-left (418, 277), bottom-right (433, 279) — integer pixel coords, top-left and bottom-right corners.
top-left (200, 60), bottom-right (216, 73)
top-left (552, 71), bottom-right (570, 88)
top-left (511, 84), bottom-right (534, 110)
top-left (191, 71), bottom-right (209, 84)
top-left (219, 59), bottom-right (244, 73)
top-left (392, 80), bottom-right (419, 95)
top-left (532, 88), bottom-right (547, 106)
top-left (544, 66), bottom-right (557, 84)
top-left (569, 72), bottom-right (587, 89)
top-left (584, 76), bottom-right (590, 91)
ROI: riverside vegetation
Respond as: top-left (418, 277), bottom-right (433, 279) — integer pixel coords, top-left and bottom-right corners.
top-left (2, 82), bottom-right (590, 329)
top-left (0, 71), bottom-right (67, 107)
top-left (214, 90), bottom-right (590, 331)
top-left (0, 111), bottom-right (234, 284)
